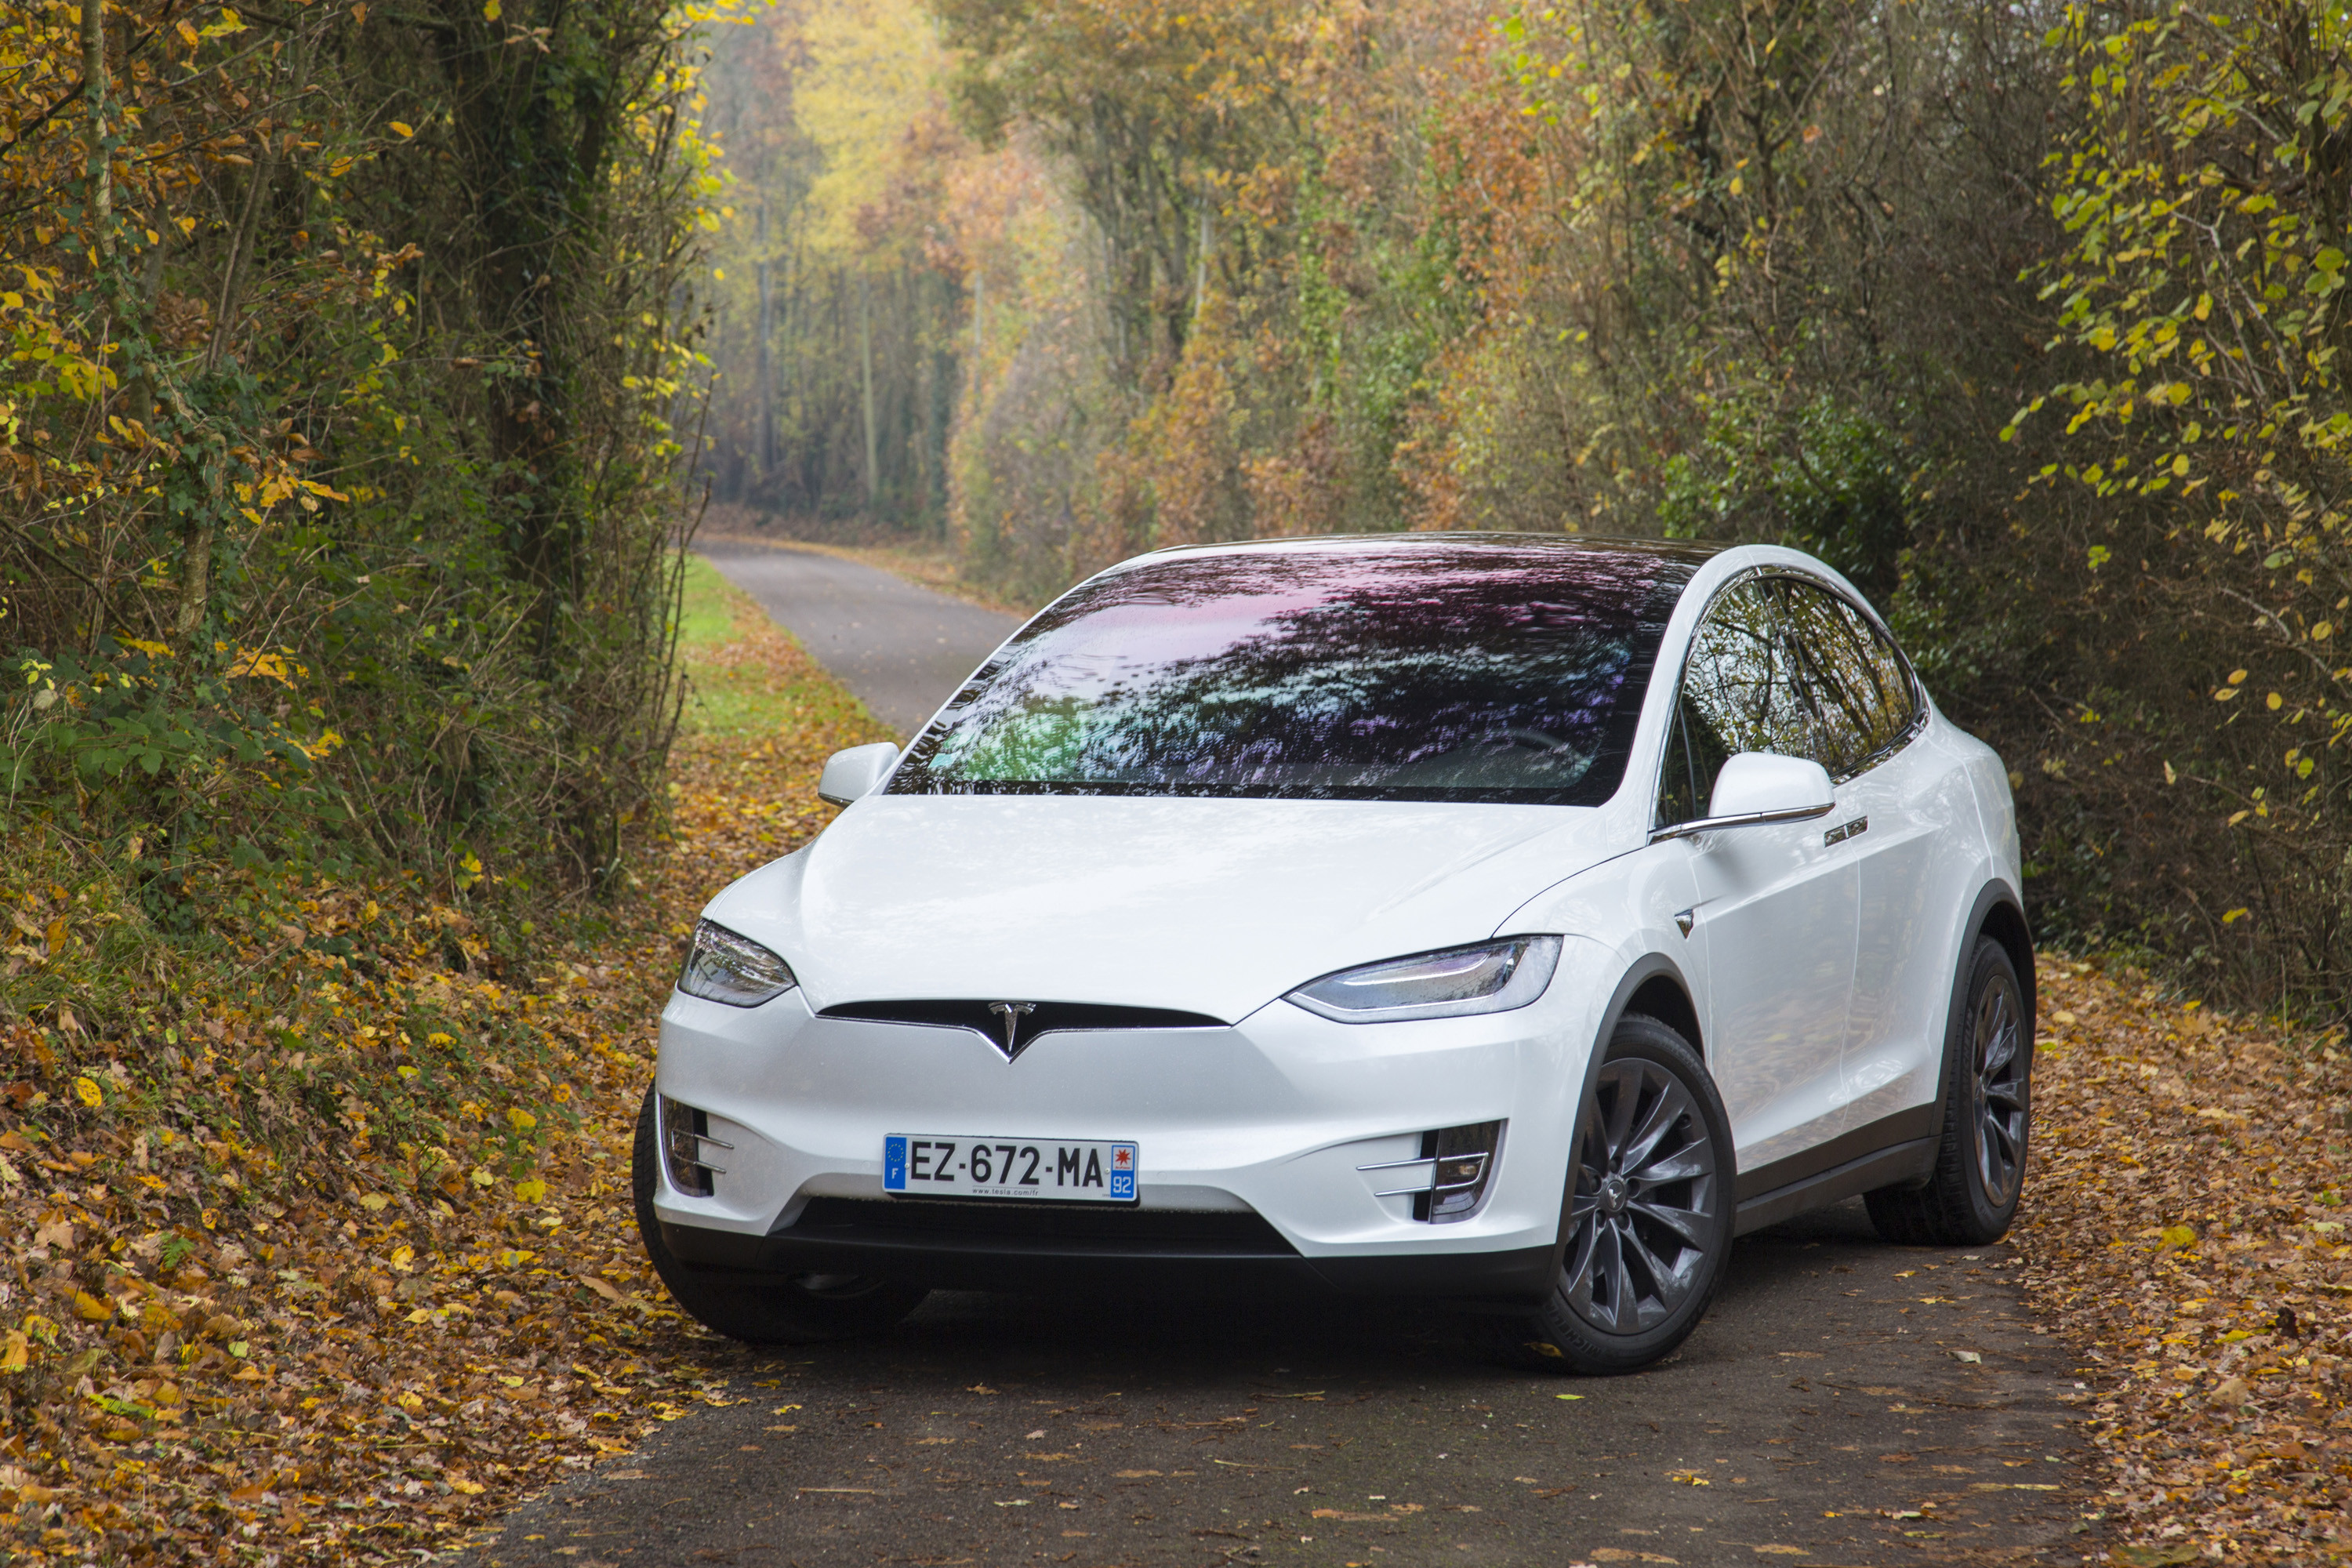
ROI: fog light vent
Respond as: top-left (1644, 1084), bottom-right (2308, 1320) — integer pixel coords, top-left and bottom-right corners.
top-left (660, 1096), bottom-right (731, 1198)
top-left (1357, 1120), bottom-right (1502, 1222)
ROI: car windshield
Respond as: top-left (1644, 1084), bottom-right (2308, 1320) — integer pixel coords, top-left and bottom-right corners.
top-left (888, 537), bottom-right (1703, 805)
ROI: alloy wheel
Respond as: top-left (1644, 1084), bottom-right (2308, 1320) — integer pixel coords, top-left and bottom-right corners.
top-left (1970, 971), bottom-right (2029, 1207)
top-left (1564, 1058), bottom-right (1722, 1334)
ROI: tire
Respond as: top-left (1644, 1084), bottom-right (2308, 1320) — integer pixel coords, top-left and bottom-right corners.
top-left (631, 1089), bottom-right (928, 1343)
top-left (1864, 936), bottom-right (2032, 1247)
top-left (1499, 1014), bottom-right (1736, 1374)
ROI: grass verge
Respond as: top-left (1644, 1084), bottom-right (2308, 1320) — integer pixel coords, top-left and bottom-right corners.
top-left (0, 591), bottom-right (886, 1564)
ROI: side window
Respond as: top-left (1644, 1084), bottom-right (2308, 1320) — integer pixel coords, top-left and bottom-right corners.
top-left (1779, 579), bottom-right (1919, 776)
top-left (1657, 579), bottom-right (1791, 826)
top-left (1776, 580), bottom-right (1876, 776)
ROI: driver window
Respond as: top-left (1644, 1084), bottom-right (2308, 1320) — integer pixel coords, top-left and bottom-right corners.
top-left (1658, 574), bottom-right (1925, 827)
top-left (1657, 579), bottom-right (1807, 826)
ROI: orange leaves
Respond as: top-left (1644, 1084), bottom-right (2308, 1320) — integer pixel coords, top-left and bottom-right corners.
top-left (0, 616), bottom-right (868, 1566)
top-left (2020, 956), bottom-right (2352, 1563)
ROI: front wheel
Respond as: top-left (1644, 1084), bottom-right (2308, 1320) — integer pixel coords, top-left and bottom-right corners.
top-left (631, 1090), bottom-right (928, 1343)
top-left (1500, 1014), bottom-right (1735, 1374)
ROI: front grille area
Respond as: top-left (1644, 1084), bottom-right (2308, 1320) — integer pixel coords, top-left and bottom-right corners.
top-left (818, 1000), bottom-right (1225, 1033)
top-left (787, 1196), bottom-right (1298, 1256)
top-left (818, 1000), bottom-right (1228, 1058)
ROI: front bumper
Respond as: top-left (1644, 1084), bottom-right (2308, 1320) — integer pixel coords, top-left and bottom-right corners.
top-left (658, 1198), bottom-right (1559, 1301)
top-left (650, 938), bottom-right (1615, 1305)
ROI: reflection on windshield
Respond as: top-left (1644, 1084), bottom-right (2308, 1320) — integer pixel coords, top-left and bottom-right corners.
top-left (889, 537), bottom-right (1701, 804)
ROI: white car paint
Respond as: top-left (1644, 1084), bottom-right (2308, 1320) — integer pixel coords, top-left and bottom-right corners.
top-left (651, 536), bottom-right (2023, 1287)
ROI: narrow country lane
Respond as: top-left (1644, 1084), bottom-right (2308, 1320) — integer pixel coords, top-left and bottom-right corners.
top-left (692, 539), bottom-right (1022, 737)
top-left (457, 1207), bottom-right (2082, 1567)
top-left (448, 561), bottom-right (2087, 1568)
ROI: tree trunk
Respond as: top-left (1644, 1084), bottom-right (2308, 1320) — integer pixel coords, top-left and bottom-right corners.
top-left (858, 269), bottom-right (879, 513)
top-left (755, 200), bottom-right (774, 485)
top-left (81, 0), bottom-right (112, 263)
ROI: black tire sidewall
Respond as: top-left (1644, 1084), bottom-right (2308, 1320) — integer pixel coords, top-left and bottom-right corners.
top-left (1529, 1014), bottom-right (1737, 1372)
top-left (1949, 938), bottom-right (2030, 1236)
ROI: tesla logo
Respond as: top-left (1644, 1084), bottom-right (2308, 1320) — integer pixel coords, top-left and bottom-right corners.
top-left (986, 1001), bottom-right (1037, 1058)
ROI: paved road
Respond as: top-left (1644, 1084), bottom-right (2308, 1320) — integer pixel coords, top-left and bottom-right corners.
top-left (462, 1203), bottom-right (2085, 1568)
top-left (495, 548), bottom-right (2088, 1566)
top-left (694, 539), bottom-right (1022, 737)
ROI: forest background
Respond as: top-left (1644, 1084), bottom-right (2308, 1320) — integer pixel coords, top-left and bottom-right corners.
top-left (700, 0), bottom-right (2352, 1018)
top-left (7, 0), bottom-right (2352, 1092)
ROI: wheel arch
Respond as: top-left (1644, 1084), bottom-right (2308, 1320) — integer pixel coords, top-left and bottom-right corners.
top-left (1546, 950), bottom-right (1706, 1276)
top-left (1972, 887), bottom-right (2036, 1032)
top-left (1916, 880), bottom-right (2034, 1179)
top-left (1623, 971), bottom-right (1704, 1060)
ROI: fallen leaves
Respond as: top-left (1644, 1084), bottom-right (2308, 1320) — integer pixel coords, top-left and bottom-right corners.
top-left (2017, 958), bottom-right (2352, 1565)
top-left (0, 606), bottom-right (889, 1565)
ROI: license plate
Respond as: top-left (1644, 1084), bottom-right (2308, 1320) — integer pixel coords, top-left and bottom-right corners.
top-left (883, 1135), bottom-right (1138, 1203)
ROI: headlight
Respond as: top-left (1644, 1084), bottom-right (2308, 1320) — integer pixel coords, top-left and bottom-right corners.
top-left (1286, 935), bottom-right (1562, 1023)
top-left (676, 920), bottom-right (797, 1007)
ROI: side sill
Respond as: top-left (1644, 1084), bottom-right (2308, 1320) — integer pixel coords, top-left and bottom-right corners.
top-left (1734, 1102), bottom-right (1939, 1205)
top-left (1732, 1136), bottom-right (1938, 1238)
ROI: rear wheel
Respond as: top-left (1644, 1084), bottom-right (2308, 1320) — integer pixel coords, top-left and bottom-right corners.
top-left (1501, 1014), bottom-right (1734, 1374)
top-left (631, 1090), bottom-right (927, 1343)
top-left (1864, 937), bottom-right (2031, 1247)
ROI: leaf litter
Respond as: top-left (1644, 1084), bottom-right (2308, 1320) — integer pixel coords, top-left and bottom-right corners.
top-left (2020, 958), bottom-right (2352, 1564)
top-left (0, 603), bottom-right (890, 1564)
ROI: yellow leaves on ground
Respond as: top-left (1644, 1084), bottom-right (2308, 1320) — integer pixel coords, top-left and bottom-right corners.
top-left (2021, 957), bottom-right (2350, 1563)
top-left (0, 600), bottom-right (885, 1563)
top-left (71, 1076), bottom-right (102, 1109)
top-left (578, 1273), bottom-right (627, 1305)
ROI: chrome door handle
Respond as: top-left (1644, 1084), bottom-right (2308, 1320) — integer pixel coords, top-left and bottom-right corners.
top-left (1823, 815), bottom-right (1868, 847)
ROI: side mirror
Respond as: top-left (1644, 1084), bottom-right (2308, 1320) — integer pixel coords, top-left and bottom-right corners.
top-left (817, 742), bottom-right (901, 807)
top-left (1651, 752), bottom-right (1834, 843)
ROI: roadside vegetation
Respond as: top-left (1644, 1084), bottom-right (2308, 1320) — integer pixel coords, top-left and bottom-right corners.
top-left (0, 567), bottom-right (883, 1564)
top-left (702, 0), bottom-right (2352, 1020)
top-left (2022, 962), bottom-right (2351, 1564)
top-left (9, 1), bottom-right (2352, 1565)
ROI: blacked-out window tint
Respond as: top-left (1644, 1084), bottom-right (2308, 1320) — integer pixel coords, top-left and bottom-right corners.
top-left (889, 538), bottom-right (1704, 805)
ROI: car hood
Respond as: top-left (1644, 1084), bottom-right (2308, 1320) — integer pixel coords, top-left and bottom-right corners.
top-left (700, 793), bottom-right (1628, 1022)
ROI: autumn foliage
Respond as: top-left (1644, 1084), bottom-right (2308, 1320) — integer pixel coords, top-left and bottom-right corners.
top-left (695, 0), bottom-right (2352, 1014)
top-left (1, 0), bottom-right (715, 903)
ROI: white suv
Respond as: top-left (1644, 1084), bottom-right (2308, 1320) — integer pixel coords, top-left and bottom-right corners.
top-left (635, 533), bottom-right (2031, 1373)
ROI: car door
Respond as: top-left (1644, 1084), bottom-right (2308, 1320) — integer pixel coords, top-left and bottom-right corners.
top-left (1657, 576), bottom-right (1859, 1169)
top-left (1780, 583), bottom-right (1970, 1133)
